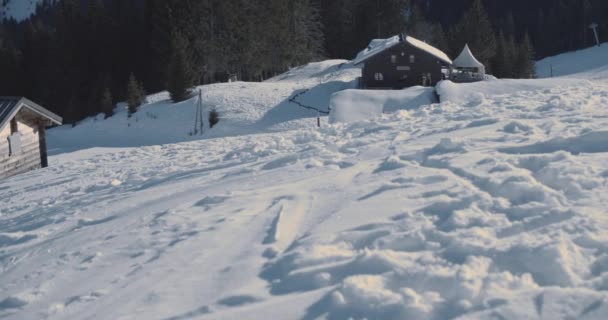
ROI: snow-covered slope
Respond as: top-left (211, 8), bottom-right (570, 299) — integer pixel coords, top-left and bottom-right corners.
top-left (1, 0), bottom-right (42, 21)
top-left (48, 60), bottom-right (360, 154)
top-left (536, 43), bottom-right (608, 80)
top-left (2, 49), bottom-right (608, 320)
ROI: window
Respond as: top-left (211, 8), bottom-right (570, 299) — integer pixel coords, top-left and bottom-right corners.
top-left (374, 73), bottom-right (384, 81)
top-left (410, 54), bottom-right (415, 63)
top-left (391, 55), bottom-right (397, 63)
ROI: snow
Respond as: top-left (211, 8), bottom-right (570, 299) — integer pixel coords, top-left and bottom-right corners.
top-left (536, 43), bottom-right (608, 80)
top-left (0, 0), bottom-right (43, 22)
top-left (405, 36), bottom-right (452, 65)
top-left (353, 35), bottom-right (402, 65)
top-left (436, 78), bottom-right (585, 105)
top-left (47, 60), bottom-right (360, 154)
top-left (353, 35), bottom-right (452, 66)
top-left (2, 45), bottom-right (608, 320)
top-left (329, 86), bottom-right (436, 123)
top-left (453, 44), bottom-right (485, 73)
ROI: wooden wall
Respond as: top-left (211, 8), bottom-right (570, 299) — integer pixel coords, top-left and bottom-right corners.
top-left (361, 42), bottom-right (447, 90)
top-left (0, 116), bottom-right (42, 180)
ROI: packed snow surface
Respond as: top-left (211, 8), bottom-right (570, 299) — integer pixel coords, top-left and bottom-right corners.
top-left (2, 49), bottom-right (608, 320)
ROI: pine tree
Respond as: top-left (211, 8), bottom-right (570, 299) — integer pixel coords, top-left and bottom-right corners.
top-left (289, 0), bottom-right (325, 66)
top-left (101, 87), bottom-right (113, 118)
top-left (515, 32), bottom-right (535, 78)
top-left (449, 0), bottom-right (497, 69)
top-left (406, 4), bottom-right (449, 53)
top-left (127, 73), bottom-right (144, 116)
top-left (167, 32), bottom-right (195, 102)
top-left (492, 31), bottom-right (509, 78)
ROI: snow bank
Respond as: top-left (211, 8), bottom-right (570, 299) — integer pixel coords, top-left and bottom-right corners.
top-left (329, 87), bottom-right (436, 123)
top-left (536, 43), bottom-right (608, 78)
top-left (436, 78), bottom-right (585, 105)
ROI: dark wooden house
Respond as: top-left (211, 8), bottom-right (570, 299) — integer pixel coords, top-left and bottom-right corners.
top-left (354, 34), bottom-right (452, 89)
top-left (0, 97), bottom-right (62, 179)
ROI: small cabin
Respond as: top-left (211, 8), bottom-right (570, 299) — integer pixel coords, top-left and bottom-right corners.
top-left (450, 44), bottom-right (486, 83)
top-left (354, 34), bottom-right (452, 89)
top-left (0, 97), bottom-right (62, 179)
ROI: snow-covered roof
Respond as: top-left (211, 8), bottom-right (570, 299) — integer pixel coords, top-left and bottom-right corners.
top-left (404, 36), bottom-right (452, 65)
top-left (353, 36), bottom-right (402, 65)
top-left (453, 44), bottom-right (485, 73)
top-left (353, 35), bottom-right (452, 65)
top-left (0, 97), bottom-right (62, 131)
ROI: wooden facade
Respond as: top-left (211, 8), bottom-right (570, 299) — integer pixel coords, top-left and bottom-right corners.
top-left (0, 97), bottom-right (62, 180)
top-left (356, 35), bottom-right (452, 90)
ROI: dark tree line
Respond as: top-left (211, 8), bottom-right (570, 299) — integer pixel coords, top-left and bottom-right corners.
top-left (0, 0), bottom-right (606, 124)
top-left (0, 0), bottom-right (325, 124)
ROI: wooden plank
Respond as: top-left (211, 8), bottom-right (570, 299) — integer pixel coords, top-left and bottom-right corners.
top-left (0, 143), bottom-right (40, 161)
top-left (0, 148), bottom-right (40, 169)
top-left (0, 145), bottom-right (9, 158)
top-left (1, 157), bottom-right (41, 176)
top-left (0, 163), bottom-right (41, 180)
top-left (1, 155), bottom-right (41, 174)
top-left (0, 136), bottom-right (39, 157)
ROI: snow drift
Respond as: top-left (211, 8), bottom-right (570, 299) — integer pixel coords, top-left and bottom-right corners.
top-left (329, 87), bottom-right (436, 123)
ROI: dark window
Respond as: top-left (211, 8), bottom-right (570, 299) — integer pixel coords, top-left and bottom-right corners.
top-left (10, 118), bottom-right (18, 134)
top-left (391, 55), bottom-right (397, 63)
top-left (410, 55), bottom-right (415, 63)
top-left (374, 73), bottom-right (384, 81)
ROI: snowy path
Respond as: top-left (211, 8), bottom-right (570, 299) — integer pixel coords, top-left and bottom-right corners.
top-left (2, 59), bottom-right (608, 318)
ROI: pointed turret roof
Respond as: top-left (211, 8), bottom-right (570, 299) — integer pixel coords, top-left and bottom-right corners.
top-left (453, 44), bottom-right (485, 74)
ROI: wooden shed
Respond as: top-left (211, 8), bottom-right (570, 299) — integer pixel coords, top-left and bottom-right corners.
top-left (0, 97), bottom-right (62, 179)
top-left (354, 34), bottom-right (452, 89)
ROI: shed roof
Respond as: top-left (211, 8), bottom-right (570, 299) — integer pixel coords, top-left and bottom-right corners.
top-left (353, 34), bottom-right (452, 65)
top-left (0, 97), bottom-right (63, 131)
top-left (453, 44), bottom-right (485, 72)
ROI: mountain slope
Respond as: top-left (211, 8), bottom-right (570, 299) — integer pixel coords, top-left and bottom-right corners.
top-left (1, 49), bottom-right (608, 319)
top-left (536, 43), bottom-right (608, 80)
top-left (47, 60), bottom-right (359, 154)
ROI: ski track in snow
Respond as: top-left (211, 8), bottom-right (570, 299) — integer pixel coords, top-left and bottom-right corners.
top-left (1, 56), bottom-right (608, 319)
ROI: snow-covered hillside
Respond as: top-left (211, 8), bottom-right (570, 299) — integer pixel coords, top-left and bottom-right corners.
top-left (2, 47), bottom-right (608, 319)
top-left (536, 43), bottom-right (608, 80)
top-left (48, 60), bottom-right (359, 154)
top-left (0, 0), bottom-right (42, 21)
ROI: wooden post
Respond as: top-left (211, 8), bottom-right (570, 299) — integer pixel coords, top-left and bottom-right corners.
top-left (590, 23), bottom-right (600, 47)
top-left (38, 123), bottom-right (48, 168)
top-left (317, 109), bottom-right (321, 128)
top-left (199, 89), bottom-right (204, 135)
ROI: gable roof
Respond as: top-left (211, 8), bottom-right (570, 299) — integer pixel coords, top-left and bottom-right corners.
top-left (453, 44), bottom-right (485, 72)
top-left (353, 34), bottom-right (452, 65)
top-left (0, 97), bottom-right (62, 131)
